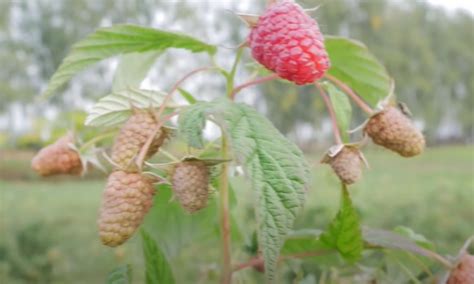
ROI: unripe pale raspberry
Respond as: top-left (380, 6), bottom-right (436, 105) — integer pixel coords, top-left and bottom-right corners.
top-left (31, 133), bottom-right (83, 176)
top-left (171, 160), bottom-right (210, 213)
top-left (248, 0), bottom-right (330, 85)
top-left (111, 111), bottom-right (169, 170)
top-left (364, 106), bottom-right (425, 157)
top-left (98, 171), bottom-right (155, 247)
top-left (447, 254), bottom-right (474, 284)
top-left (322, 146), bottom-right (364, 185)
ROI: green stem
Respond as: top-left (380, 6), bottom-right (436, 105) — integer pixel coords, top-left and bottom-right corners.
top-left (219, 134), bottom-right (232, 284)
top-left (226, 47), bottom-right (245, 98)
top-left (78, 131), bottom-right (116, 153)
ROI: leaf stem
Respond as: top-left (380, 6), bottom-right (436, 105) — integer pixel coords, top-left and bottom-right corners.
top-left (78, 131), bottom-right (116, 153)
top-left (323, 74), bottom-right (374, 115)
top-left (135, 111), bottom-right (179, 170)
top-left (315, 82), bottom-right (343, 145)
top-left (219, 134), bottom-right (232, 284)
top-left (230, 73), bottom-right (279, 99)
top-left (156, 66), bottom-right (217, 119)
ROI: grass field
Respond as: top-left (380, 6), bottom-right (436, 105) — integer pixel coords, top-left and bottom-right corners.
top-left (0, 146), bottom-right (473, 283)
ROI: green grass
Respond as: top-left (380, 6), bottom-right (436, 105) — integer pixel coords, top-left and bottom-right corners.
top-left (0, 146), bottom-right (473, 283)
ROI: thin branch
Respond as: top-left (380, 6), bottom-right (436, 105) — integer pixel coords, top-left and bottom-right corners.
top-left (230, 73), bottom-right (279, 99)
top-left (324, 74), bottom-right (374, 115)
top-left (134, 111), bottom-right (178, 169)
top-left (315, 82), bottom-right (343, 145)
top-left (156, 66), bottom-right (217, 119)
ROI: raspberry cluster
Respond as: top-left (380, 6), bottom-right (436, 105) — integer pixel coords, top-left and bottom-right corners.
top-left (98, 171), bottom-right (155, 247)
top-left (98, 110), bottom-right (169, 247)
top-left (31, 133), bottom-right (83, 176)
top-left (171, 159), bottom-right (210, 213)
top-left (111, 110), bottom-right (169, 171)
top-left (249, 0), bottom-right (330, 85)
top-left (322, 146), bottom-right (364, 185)
top-left (364, 106), bottom-right (425, 157)
top-left (448, 254), bottom-right (474, 284)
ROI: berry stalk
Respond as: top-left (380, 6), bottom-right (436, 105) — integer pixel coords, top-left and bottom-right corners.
top-left (315, 82), bottom-right (343, 145)
top-left (324, 74), bottom-right (374, 115)
top-left (230, 73), bottom-right (279, 99)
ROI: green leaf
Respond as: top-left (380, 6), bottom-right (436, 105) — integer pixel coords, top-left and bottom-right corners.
top-left (141, 230), bottom-right (175, 284)
top-left (144, 184), bottom-right (220, 259)
top-left (178, 99), bottom-right (310, 282)
top-left (43, 24), bottom-right (217, 98)
top-left (85, 88), bottom-right (169, 127)
top-left (112, 51), bottom-right (162, 92)
top-left (282, 229), bottom-right (327, 255)
top-left (363, 227), bottom-right (437, 259)
top-left (177, 102), bottom-right (209, 148)
top-left (322, 82), bottom-right (352, 142)
top-left (320, 184), bottom-right (363, 262)
top-left (393, 226), bottom-right (434, 250)
top-left (325, 36), bottom-right (391, 106)
top-left (106, 264), bottom-right (132, 284)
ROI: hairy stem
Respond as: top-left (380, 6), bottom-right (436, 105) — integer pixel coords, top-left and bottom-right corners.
top-left (219, 134), bottom-right (232, 284)
top-left (315, 82), bottom-right (343, 145)
top-left (230, 73), bottom-right (279, 99)
top-left (156, 66), bottom-right (217, 119)
top-left (324, 74), bottom-right (374, 115)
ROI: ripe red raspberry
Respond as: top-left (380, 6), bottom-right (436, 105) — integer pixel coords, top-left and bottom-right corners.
top-left (447, 254), bottom-right (474, 284)
top-left (98, 171), bottom-right (156, 247)
top-left (171, 160), bottom-right (210, 213)
top-left (322, 146), bottom-right (364, 185)
top-left (248, 0), bottom-right (330, 85)
top-left (31, 133), bottom-right (83, 176)
top-left (364, 106), bottom-right (425, 157)
top-left (111, 110), bottom-right (169, 171)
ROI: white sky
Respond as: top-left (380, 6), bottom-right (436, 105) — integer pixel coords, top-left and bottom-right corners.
top-left (427, 0), bottom-right (474, 14)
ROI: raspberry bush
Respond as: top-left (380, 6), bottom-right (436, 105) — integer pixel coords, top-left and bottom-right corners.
top-left (32, 0), bottom-right (471, 283)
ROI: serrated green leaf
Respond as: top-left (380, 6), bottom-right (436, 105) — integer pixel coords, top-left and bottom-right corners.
top-left (43, 24), bottom-right (217, 98)
top-left (177, 103), bottom-right (209, 148)
top-left (323, 82), bottom-right (352, 142)
top-left (141, 230), bottom-right (175, 284)
top-left (106, 264), bottom-right (132, 284)
top-left (178, 99), bottom-right (309, 282)
top-left (85, 88), bottom-right (168, 127)
top-left (325, 36), bottom-right (391, 106)
top-left (112, 51), bottom-right (162, 92)
top-left (177, 88), bottom-right (197, 104)
top-left (320, 184), bottom-right (363, 263)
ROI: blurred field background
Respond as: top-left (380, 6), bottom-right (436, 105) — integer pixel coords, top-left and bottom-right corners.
top-left (0, 0), bottom-right (473, 283)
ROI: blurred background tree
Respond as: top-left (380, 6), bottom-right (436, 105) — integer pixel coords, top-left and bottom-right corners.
top-left (0, 0), bottom-right (472, 148)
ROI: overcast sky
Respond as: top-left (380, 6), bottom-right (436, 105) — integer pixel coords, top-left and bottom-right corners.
top-left (427, 0), bottom-right (474, 14)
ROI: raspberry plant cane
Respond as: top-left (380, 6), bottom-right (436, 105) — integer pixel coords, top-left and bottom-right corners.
top-left (35, 0), bottom-right (464, 283)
